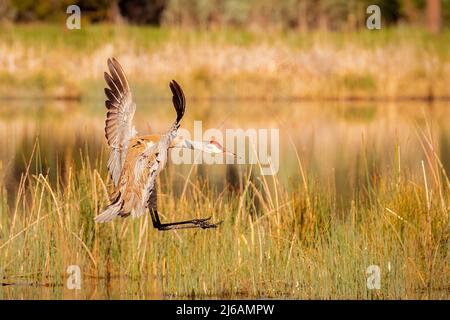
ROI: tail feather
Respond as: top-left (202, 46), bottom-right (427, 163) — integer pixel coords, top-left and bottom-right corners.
top-left (95, 200), bottom-right (123, 223)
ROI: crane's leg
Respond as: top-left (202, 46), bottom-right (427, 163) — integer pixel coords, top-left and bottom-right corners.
top-left (149, 209), bottom-right (221, 231)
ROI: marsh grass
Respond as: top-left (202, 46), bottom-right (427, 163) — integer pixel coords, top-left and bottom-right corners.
top-left (0, 125), bottom-right (448, 299)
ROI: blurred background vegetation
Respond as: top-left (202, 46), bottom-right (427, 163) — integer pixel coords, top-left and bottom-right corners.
top-left (0, 0), bottom-right (448, 30)
top-left (0, 0), bottom-right (448, 100)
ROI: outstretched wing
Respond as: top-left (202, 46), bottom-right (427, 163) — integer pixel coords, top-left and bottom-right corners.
top-left (104, 58), bottom-right (137, 186)
top-left (169, 80), bottom-right (185, 131)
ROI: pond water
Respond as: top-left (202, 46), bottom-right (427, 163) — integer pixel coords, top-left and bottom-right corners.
top-left (1, 277), bottom-right (166, 299)
top-left (0, 98), bottom-right (449, 206)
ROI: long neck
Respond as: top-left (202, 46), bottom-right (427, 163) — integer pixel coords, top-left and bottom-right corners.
top-left (170, 136), bottom-right (205, 151)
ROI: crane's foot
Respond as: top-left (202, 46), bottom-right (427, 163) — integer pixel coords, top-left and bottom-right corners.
top-left (189, 216), bottom-right (223, 229)
top-left (156, 218), bottom-right (222, 231)
top-left (150, 210), bottom-right (222, 231)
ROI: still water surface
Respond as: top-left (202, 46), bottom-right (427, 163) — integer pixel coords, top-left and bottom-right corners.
top-left (1, 98), bottom-right (449, 196)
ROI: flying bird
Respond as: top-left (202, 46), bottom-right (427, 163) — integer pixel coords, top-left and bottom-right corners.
top-left (95, 58), bottom-right (232, 230)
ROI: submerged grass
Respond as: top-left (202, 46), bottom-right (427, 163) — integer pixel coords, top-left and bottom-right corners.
top-left (0, 127), bottom-right (448, 299)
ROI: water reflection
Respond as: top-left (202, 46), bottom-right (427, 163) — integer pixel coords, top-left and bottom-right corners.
top-left (1, 276), bottom-right (448, 300)
top-left (0, 98), bottom-right (449, 207)
top-left (0, 276), bottom-right (164, 300)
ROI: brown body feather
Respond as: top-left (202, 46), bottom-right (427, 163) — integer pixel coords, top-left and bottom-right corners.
top-left (111, 136), bottom-right (159, 215)
top-left (95, 58), bottom-right (186, 223)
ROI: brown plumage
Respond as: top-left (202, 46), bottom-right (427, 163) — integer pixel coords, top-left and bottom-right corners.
top-left (95, 58), bottom-right (220, 230)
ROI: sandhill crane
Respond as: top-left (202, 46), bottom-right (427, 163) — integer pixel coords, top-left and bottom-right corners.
top-left (95, 58), bottom-right (230, 230)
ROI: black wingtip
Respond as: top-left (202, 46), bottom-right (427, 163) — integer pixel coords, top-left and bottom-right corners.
top-left (170, 79), bottom-right (186, 124)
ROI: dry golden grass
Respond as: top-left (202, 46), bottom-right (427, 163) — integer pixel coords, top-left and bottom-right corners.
top-left (0, 123), bottom-right (448, 299)
top-left (0, 25), bottom-right (449, 99)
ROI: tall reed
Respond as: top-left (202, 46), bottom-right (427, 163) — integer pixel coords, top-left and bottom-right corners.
top-left (0, 128), bottom-right (448, 299)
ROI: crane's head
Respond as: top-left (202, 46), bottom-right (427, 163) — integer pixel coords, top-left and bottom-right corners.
top-left (171, 136), bottom-right (239, 158)
top-left (203, 139), bottom-right (237, 157)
